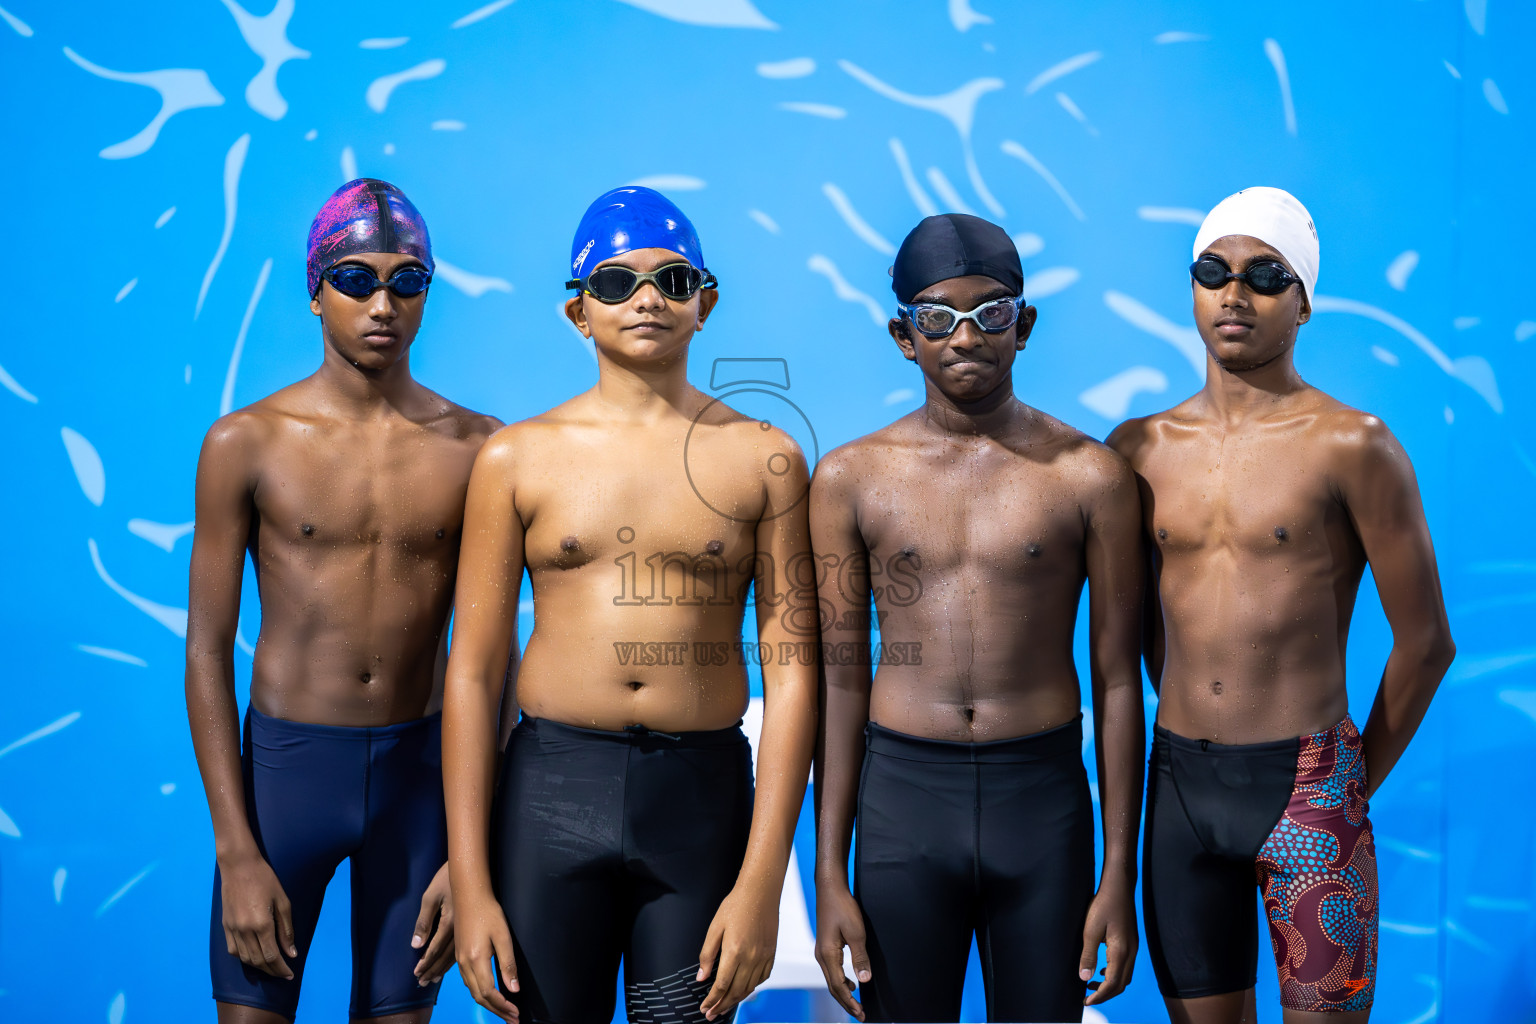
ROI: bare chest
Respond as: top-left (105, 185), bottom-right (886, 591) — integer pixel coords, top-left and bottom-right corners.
top-left (1144, 436), bottom-right (1338, 557)
top-left (253, 429), bottom-right (477, 551)
top-left (858, 458), bottom-right (1085, 576)
top-left (519, 439), bottom-right (761, 579)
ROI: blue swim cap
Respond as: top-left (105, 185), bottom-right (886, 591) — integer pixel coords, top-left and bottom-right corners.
top-left (569, 186), bottom-right (706, 279)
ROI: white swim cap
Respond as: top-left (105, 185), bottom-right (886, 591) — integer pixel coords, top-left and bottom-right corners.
top-left (1193, 186), bottom-right (1319, 301)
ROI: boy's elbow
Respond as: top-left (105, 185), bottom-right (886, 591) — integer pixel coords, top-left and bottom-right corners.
top-left (1427, 631), bottom-right (1456, 672)
top-left (1405, 627), bottom-right (1456, 674)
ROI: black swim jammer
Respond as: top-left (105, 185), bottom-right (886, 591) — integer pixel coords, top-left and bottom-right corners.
top-left (491, 716), bottom-right (754, 1024)
top-left (855, 715), bottom-right (1095, 1023)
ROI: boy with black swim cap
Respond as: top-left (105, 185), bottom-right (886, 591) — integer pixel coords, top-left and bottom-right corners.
top-left (812, 213), bottom-right (1145, 1023)
top-left (187, 178), bottom-right (503, 1021)
top-left (1110, 186), bottom-right (1455, 1022)
top-left (443, 186), bottom-right (817, 1024)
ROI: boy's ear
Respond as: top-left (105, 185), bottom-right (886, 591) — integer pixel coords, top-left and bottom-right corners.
top-left (564, 295), bottom-right (592, 338)
top-left (696, 287), bottom-right (719, 327)
top-left (1015, 304), bottom-right (1038, 349)
top-left (889, 317), bottom-right (917, 362)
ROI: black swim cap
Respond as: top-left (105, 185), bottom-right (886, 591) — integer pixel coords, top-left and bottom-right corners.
top-left (891, 214), bottom-right (1023, 304)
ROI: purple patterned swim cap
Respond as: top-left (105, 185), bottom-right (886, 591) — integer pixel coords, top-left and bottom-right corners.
top-left (306, 178), bottom-right (433, 296)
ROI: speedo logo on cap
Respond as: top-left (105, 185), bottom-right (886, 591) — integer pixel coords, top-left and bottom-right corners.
top-left (573, 239), bottom-right (595, 275)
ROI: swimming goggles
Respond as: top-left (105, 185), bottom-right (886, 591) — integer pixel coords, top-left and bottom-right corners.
top-left (566, 262), bottom-right (717, 304)
top-left (1190, 256), bottom-right (1299, 296)
top-left (322, 263), bottom-right (432, 298)
top-left (897, 296), bottom-right (1025, 338)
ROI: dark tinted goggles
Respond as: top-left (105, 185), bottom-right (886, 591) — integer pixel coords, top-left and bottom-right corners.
top-left (566, 262), bottom-right (716, 304)
top-left (322, 263), bottom-right (432, 298)
top-left (1190, 256), bottom-right (1299, 296)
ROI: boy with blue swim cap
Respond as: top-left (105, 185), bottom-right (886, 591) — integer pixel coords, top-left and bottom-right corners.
top-left (443, 186), bottom-right (817, 1024)
top-left (188, 178), bottom-right (502, 1022)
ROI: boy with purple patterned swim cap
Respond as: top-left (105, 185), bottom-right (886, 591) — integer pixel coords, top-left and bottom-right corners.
top-left (188, 177), bottom-right (501, 1023)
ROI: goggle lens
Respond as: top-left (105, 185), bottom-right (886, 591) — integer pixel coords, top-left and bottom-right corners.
top-left (1244, 264), bottom-right (1290, 294)
top-left (328, 266), bottom-right (378, 297)
top-left (658, 264), bottom-right (701, 298)
top-left (974, 298), bottom-right (1019, 330)
top-left (912, 306), bottom-right (957, 335)
top-left (1190, 258), bottom-right (1230, 289)
top-left (586, 267), bottom-right (637, 301)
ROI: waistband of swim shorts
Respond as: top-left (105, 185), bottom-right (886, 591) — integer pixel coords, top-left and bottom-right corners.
top-left (865, 713), bottom-right (1083, 764)
top-left (517, 714), bottom-right (747, 749)
top-left (247, 703), bottom-right (441, 742)
top-left (1151, 717), bottom-right (1356, 757)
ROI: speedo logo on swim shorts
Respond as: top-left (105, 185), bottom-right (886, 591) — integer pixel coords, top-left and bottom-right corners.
top-left (573, 239), bottom-right (595, 275)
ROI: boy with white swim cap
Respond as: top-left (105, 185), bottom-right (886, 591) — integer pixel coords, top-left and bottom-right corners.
top-left (1109, 187), bottom-right (1455, 1021)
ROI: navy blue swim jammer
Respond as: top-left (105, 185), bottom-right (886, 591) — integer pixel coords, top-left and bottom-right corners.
top-left (209, 706), bottom-right (448, 1019)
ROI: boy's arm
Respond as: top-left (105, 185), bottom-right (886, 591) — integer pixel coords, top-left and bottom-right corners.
top-left (443, 432), bottom-right (526, 1020)
top-left (413, 415), bottom-right (515, 989)
top-left (698, 438), bottom-right (818, 1021)
top-left (1142, 541), bottom-right (1165, 694)
top-left (1336, 419), bottom-right (1455, 796)
top-left (184, 416), bottom-right (295, 979)
top-left (1079, 453), bottom-right (1146, 1005)
top-left (497, 643), bottom-right (523, 751)
top-left (808, 453), bottom-right (876, 1020)
top-left (1106, 419), bottom-right (1163, 692)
